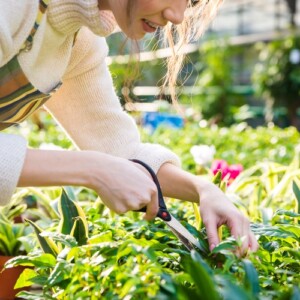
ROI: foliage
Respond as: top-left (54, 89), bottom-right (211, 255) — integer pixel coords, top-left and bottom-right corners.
top-left (7, 170), bottom-right (300, 299)
top-left (252, 34), bottom-right (300, 127)
top-left (5, 160), bottom-right (300, 300)
top-left (25, 188), bottom-right (89, 258)
top-left (143, 122), bottom-right (300, 173)
top-left (3, 115), bottom-right (300, 299)
top-left (185, 39), bottom-right (247, 126)
top-left (0, 196), bottom-right (30, 256)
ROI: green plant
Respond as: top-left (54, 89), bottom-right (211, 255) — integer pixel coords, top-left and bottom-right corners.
top-left (3, 111), bottom-right (300, 299)
top-left (189, 39), bottom-right (246, 125)
top-left (25, 188), bottom-right (89, 258)
top-left (3, 188), bottom-right (89, 298)
top-left (252, 34), bottom-right (300, 128)
top-left (0, 196), bottom-right (30, 256)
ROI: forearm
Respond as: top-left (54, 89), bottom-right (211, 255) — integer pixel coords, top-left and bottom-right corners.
top-left (18, 149), bottom-right (99, 188)
top-left (157, 163), bottom-right (212, 203)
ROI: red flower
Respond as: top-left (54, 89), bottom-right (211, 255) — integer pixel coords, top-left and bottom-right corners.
top-left (211, 159), bottom-right (243, 184)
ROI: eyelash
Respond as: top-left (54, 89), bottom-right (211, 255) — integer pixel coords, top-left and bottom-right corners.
top-left (190, 0), bottom-right (210, 7)
top-left (190, 0), bottom-right (199, 7)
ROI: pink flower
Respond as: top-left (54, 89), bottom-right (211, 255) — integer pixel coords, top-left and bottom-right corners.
top-left (211, 159), bottom-right (229, 179)
top-left (228, 164), bottom-right (243, 180)
top-left (211, 159), bottom-right (243, 184)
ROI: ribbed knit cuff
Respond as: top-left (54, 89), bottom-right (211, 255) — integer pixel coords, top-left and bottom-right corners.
top-left (0, 134), bottom-right (27, 206)
top-left (132, 143), bottom-right (181, 174)
top-left (48, 0), bottom-right (116, 36)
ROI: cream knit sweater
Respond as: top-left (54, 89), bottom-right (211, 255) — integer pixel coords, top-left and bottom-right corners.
top-left (0, 0), bottom-right (180, 206)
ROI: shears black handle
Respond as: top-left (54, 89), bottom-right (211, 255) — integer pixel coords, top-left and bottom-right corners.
top-left (131, 159), bottom-right (171, 221)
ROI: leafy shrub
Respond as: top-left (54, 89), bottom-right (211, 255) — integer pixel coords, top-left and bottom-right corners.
top-left (252, 35), bottom-right (300, 128)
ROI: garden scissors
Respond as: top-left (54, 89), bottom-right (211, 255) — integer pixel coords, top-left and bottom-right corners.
top-left (132, 159), bottom-right (204, 252)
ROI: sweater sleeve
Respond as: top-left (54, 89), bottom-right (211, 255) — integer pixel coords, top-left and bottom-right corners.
top-left (0, 134), bottom-right (27, 206)
top-left (0, 0), bottom-right (38, 66)
top-left (45, 28), bottom-right (181, 173)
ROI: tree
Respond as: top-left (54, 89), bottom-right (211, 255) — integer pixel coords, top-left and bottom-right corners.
top-left (285, 0), bottom-right (297, 27)
top-left (252, 35), bottom-right (300, 129)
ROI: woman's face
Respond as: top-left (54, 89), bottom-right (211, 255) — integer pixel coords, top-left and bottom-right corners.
top-left (99, 0), bottom-right (188, 39)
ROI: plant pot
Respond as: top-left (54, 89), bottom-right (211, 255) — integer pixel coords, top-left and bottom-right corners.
top-left (0, 255), bottom-right (27, 300)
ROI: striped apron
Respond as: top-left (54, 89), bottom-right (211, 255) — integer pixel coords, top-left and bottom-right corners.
top-left (0, 0), bottom-right (58, 131)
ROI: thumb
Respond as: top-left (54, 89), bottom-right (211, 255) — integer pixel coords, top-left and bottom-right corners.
top-left (203, 218), bottom-right (220, 251)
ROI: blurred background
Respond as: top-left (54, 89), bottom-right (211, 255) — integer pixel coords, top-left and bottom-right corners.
top-left (106, 0), bottom-right (300, 131)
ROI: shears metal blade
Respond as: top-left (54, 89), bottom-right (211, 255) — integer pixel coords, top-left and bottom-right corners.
top-left (131, 159), bottom-right (205, 252)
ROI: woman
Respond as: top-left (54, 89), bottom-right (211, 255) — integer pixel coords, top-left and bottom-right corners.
top-left (0, 0), bottom-right (259, 254)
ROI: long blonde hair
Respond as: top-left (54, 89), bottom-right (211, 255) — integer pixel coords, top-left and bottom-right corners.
top-left (162, 0), bottom-right (223, 102)
top-left (124, 0), bottom-right (223, 103)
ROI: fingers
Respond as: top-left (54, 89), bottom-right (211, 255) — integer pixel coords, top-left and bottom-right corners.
top-left (203, 209), bottom-right (259, 257)
top-left (143, 191), bottom-right (159, 221)
top-left (229, 217), bottom-right (259, 257)
top-left (203, 217), bottom-right (220, 251)
top-left (249, 231), bottom-right (259, 252)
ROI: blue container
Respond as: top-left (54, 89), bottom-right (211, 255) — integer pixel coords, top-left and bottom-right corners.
top-left (142, 112), bottom-right (184, 133)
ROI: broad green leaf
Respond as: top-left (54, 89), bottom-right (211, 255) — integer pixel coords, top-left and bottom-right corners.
top-left (242, 259), bottom-right (260, 297)
top-left (119, 278), bottom-right (137, 298)
top-left (212, 238), bottom-right (238, 254)
top-left (48, 262), bottom-right (69, 287)
top-left (63, 186), bottom-right (76, 201)
top-left (5, 253), bottom-right (56, 268)
top-left (117, 243), bottom-right (133, 261)
top-left (274, 209), bottom-right (300, 218)
top-left (26, 219), bottom-right (59, 257)
top-left (70, 217), bottom-right (88, 246)
top-left (40, 232), bottom-right (77, 248)
top-left (14, 268), bottom-right (37, 289)
top-left (217, 276), bottom-right (253, 300)
top-left (16, 291), bottom-right (45, 300)
top-left (292, 181), bottom-right (300, 215)
top-left (17, 290), bottom-right (55, 300)
top-left (188, 250), bottom-right (219, 299)
top-left (252, 224), bottom-right (299, 240)
top-left (58, 189), bottom-right (88, 236)
top-left (89, 231), bottom-right (113, 244)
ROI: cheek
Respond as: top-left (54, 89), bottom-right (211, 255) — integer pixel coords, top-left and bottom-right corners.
top-left (134, 0), bottom-right (163, 16)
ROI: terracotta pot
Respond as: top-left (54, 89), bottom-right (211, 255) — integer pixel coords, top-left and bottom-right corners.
top-left (0, 255), bottom-right (27, 300)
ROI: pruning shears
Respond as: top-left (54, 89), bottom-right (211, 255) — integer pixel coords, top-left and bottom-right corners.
top-left (132, 159), bottom-right (204, 252)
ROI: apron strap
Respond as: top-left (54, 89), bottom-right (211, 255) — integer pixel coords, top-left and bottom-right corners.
top-left (19, 0), bottom-right (51, 53)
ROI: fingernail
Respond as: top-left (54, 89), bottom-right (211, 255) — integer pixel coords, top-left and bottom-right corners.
top-left (210, 244), bottom-right (216, 251)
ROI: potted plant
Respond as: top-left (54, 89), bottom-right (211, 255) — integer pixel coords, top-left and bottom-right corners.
top-left (0, 199), bottom-right (31, 300)
top-left (5, 188), bottom-right (90, 299)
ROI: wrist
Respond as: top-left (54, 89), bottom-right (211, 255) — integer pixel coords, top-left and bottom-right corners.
top-left (194, 177), bottom-right (219, 204)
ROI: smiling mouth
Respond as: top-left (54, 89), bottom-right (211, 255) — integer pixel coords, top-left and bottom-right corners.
top-left (142, 19), bottom-right (160, 31)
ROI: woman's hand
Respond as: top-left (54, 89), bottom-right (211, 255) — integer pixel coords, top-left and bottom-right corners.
top-left (88, 154), bottom-right (159, 220)
top-left (157, 163), bottom-right (259, 256)
top-left (198, 183), bottom-right (259, 255)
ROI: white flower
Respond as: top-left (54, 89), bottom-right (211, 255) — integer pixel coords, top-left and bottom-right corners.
top-left (190, 145), bottom-right (216, 166)
top-left (39, 143), bottom-right (63, 150)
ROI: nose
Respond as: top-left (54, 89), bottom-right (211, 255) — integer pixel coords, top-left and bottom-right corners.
top-left (162, 2), bottom-right (187, 25)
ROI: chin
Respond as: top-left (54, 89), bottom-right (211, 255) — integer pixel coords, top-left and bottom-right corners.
top-left (124, 28), bottom-right (146, 40)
